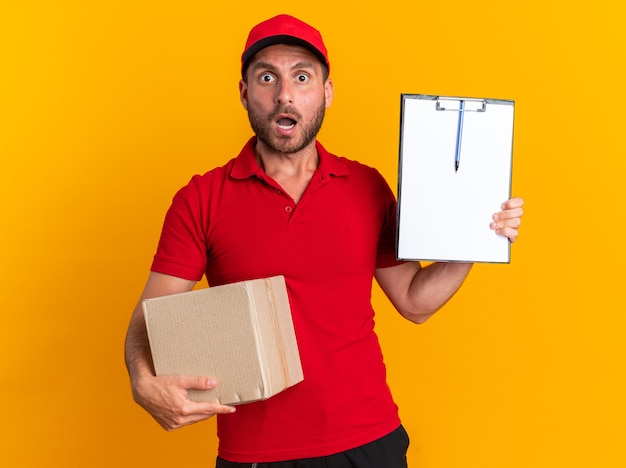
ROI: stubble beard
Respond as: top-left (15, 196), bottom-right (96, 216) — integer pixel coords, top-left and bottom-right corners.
top-left (248, 102), bottom-right (326, 155)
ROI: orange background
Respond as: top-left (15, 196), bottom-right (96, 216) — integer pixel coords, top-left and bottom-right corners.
top-left (1, 1), bottom-right (624, 467)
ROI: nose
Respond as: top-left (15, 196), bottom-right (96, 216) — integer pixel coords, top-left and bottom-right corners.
top-left (276, 79), bottom-right (294, 105)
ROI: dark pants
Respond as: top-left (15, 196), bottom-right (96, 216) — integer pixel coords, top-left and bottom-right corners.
top-left (216, 425), bottom-right (409, 468)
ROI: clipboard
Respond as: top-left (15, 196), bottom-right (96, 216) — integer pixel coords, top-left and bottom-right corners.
top-left (397, 94), bottom-right (515, 263)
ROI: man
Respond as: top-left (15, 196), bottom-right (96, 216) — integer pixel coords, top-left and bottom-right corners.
top-left (125, 14), bottom-right (524, 468)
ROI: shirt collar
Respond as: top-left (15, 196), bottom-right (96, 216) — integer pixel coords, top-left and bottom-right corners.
top-left (230, 137), bottom-right (351, 180)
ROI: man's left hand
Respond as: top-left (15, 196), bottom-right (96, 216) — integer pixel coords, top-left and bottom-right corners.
top-left (491, 197), bottom-right (524, 243)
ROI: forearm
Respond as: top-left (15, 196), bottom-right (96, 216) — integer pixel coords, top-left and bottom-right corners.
top-left (124, 305), bottom-right (155, 384)
top-left (125, 272), bottom-right (196, 381)
top-left (124, 275), bottom-right (238, 430)
top-left (385, 197), bottom-right (523, 323)
top-left (404, 262), bottom-right (472, 322)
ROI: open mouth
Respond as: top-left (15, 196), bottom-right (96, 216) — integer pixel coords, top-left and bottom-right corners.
top-left (276, 116), bottom-right (297, 130)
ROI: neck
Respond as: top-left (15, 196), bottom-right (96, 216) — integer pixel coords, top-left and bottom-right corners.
top-left (254, 139), bottom-right (319, 204)
top-left (254, 139), bottom-right (319, 177)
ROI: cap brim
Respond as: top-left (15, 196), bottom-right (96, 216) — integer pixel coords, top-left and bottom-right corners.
top-left (242, 35), bottom-right (328, 73)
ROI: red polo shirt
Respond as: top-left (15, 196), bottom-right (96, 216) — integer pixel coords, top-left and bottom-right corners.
top-left (152, 137), bottom-right (404, 462)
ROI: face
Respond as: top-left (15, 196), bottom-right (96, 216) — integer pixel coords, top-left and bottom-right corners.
top-left (240, 44), bottom-right (333, 155)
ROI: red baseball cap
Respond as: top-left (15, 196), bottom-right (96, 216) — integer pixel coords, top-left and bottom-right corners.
top-left (241, 14), bottom-right (330, 75)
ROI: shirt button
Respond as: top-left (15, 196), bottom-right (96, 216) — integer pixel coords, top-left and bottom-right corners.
top-left (285, 206), bottom-right (293, 213)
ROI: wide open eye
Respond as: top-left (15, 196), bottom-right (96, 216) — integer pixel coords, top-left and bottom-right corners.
top-left (259, 73), bottom-right (276, 84)
top-left (296, 73), bottom-right (309, 83)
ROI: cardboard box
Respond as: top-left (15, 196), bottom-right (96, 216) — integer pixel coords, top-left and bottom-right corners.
top-left (142, 275), bottom-right (303, 404)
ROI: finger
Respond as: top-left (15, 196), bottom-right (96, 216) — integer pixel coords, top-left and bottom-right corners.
top-left (175, 376), bottom-right (237, 412)
top-left (203, 402), bottom-right (237, 415)
top-left (173, 375), bottom-right (237, 415)
top-left (182, 400), bottom-right (237, 417)
top-left (173, 375), bottom-right (217, 391)
top-left (495, 226), bottom-right (518, 243)
top-left (501, 197), bottom-right (524, 210)
top-left (491, 213), bottom-right (522, 228)
top-left (493, 206), bottom-right (523, 222)
top-left (160, 399), bottom-right (236, 431)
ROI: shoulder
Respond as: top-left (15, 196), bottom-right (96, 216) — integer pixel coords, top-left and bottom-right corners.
top-left (319, 148), bottom-right (396, 214)
top-left (180, 138), bottom-right (258, 195)
top-left (340, 156), bottom-right (384, 178)
top-left (334, 154), bottom-right (391, 193)
top-left (174, 158), bottom-right (236, 199)
top-left (318, 142), bottom-right (387, 184)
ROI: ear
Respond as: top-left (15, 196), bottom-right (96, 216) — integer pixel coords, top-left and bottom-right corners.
top-left (239, 80), bottom-right (248, 110)
top-left (324, 78), bottom-right (334, 109)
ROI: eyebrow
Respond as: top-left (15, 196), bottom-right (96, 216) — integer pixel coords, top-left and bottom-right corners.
top-left (251, 60), bottom-right (316, 73)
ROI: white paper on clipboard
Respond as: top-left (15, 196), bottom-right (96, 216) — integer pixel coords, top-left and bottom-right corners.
top-left (397, 94), bottom-right (514, 263)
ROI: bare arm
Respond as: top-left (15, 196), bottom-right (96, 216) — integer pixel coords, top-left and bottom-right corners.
top-left (124, 272), bottom-right (236, 430)
top-left (376, 197), bottom-right (524, 324)
top-left (375, 261), bottom-right (472, 323)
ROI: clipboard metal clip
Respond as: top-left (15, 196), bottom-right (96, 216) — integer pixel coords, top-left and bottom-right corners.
top-left (434, 97), bottom-right (486, 173)
top-left (435, 97), bottom-right (486, 113)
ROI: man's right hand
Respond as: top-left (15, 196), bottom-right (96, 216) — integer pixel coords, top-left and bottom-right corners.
top-left (125, 273), bottom-right (236, 430)
top-left (132, 373), bottom-right (236, 431)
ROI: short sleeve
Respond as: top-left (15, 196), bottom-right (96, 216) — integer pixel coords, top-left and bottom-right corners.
top-left (151, 177), bottom-right (208, 281)
top-left (375, 173), bottom-right (405, 269)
